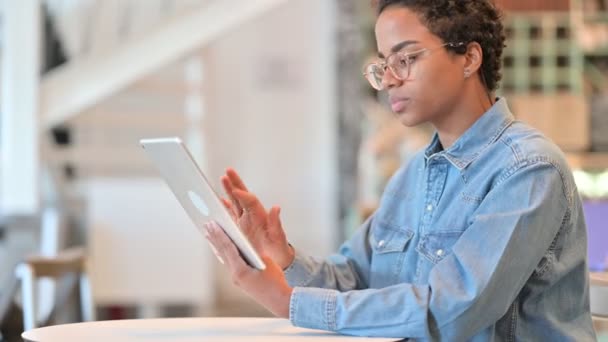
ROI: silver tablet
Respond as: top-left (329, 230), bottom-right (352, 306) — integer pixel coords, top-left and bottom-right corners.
top-left (140, 137), bottom-right (266, 270)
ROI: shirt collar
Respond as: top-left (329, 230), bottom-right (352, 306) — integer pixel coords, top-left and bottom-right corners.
top-left (424, 97), bottom-right (514, 170)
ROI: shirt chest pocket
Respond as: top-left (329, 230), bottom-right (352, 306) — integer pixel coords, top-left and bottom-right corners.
top-left (369, 222), bottom-right (414, 286)
top-left (416, 230), bottom-right (463, 264)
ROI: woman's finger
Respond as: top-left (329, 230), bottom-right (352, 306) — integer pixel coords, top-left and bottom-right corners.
top-left (203, 223), bottom-right (225, 264)
top-left (205, 240), bottom-right (225, 264)
top-left (222, 175), bottom-right (243, 216)
top-left (267, 206), bottom-right (282, 232)
top-left (205, 222), bottom-right (234, 268)
top-left (221, 198), bottom-right (239, 222)
top-left (208, 222), bottom-right (249, 272)
top-left (226, 168), bottom-right (249, 191)
top-left (232, 188), bottom-right (262, 214)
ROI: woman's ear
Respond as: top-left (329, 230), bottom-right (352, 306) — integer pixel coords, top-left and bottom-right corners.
top-left (463, 42), bottom-right (483, 79)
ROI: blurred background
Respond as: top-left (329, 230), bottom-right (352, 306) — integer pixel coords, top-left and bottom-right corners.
top-left (0, 0), bottom-right (607, 340)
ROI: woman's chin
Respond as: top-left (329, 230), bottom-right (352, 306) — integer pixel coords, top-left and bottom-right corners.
top-left (395, 110), bottom-right (423, 127)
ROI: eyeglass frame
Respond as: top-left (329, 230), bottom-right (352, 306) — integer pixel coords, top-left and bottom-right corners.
top-left (362, 41), bottom-right (466, 90)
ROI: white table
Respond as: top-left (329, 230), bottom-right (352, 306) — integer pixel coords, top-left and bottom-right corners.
top-left (591, 272), bottom-right (608, 320)
top-left (591, 272), bottom-right (608, 287)
top-left (22, 317), bottom-right (397, 341)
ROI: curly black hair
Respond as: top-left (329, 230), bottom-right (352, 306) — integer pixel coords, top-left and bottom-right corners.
top-left (376, 0), bottom-right (506, 92)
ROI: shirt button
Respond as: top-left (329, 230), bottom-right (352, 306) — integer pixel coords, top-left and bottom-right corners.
top-left (436, 249), bottom-right (444, 256)
top-left (378, 240), bottom-right (385, 248)
top-left (426, 204), bottom-right (433, 212)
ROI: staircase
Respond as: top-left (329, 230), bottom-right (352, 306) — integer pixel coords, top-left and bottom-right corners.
top-left (1, 0), bottom-right (289, 215)
top-left (0, 0), bottom-right (292, 328)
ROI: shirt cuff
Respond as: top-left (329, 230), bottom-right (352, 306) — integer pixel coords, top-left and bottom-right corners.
top-left (283, 249), bottom-right (314, 287)
top-left (289, 286), bottom-right (338, 331)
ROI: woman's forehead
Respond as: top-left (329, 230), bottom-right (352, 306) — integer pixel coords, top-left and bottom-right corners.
top-left (375, 6), bottom-right (436, 55)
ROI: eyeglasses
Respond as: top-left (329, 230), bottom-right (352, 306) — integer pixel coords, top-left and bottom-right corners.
top-left (363, 42), bottom-right (465, 91)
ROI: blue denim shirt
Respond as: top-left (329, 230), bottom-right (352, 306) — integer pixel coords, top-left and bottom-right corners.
top-left (285, 98), bottom-right (596, 341)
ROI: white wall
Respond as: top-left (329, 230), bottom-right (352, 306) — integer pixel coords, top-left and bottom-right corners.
top-left (0, 0), bottom-right (41, 215)
top-left (203, 0), bottom-right (338, 258)
top-left (84, 178), bottom-right (215, 314)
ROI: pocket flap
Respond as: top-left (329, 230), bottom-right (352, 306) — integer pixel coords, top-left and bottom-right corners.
top-left (371, 222), bottom-right (414, 254)
top-left (416, 230), bottom-right (463, 264)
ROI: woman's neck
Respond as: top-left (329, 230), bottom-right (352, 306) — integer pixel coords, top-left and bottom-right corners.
top-left (433, 86), bottom-right (494, 150)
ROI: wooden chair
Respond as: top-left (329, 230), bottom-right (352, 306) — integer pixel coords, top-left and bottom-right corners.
top-left (15, 247), bottom-right (95, 331)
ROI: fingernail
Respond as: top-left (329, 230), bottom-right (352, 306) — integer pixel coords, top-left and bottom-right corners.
top-left (211, 248), bottom-right (224, 264)
top-left (211, 248), bottom-right (223, 263)
top-left (206, 241), bottom-right (224, 264)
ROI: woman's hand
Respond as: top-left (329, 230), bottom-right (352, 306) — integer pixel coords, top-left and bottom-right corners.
top-left (204, 221), bottom-right (292, 318)
top-left (221, 168), bottom-right (294, 269)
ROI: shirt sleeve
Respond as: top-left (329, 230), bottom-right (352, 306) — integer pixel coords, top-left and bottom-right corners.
top-left (289, 161), bottom-right (569, 339)
top-left (284, 215), bottom-right (374, 291)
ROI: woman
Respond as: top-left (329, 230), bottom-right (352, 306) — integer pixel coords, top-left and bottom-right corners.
top-left (205, 0), bottom-right (596, 340)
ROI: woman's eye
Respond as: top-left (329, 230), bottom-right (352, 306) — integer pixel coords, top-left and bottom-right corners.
top-left (396, 55), bottom-right (417, 68)
top-left (406, 54), bottom-right (419, 63)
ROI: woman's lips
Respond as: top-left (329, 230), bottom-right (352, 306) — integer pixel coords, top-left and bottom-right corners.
top-left (390, 98), bottom-right (409, 113)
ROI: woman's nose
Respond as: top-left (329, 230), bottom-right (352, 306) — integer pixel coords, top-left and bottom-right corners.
top-left (380, 67), bottom-right (402, 90)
